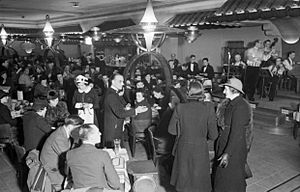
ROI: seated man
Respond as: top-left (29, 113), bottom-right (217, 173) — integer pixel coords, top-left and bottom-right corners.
top-left (66, 124), bottom-right (121, 190)
top-left (23, 99), bottom-right (51, 151)
top-left (40, 115), bottom-right (84, 191)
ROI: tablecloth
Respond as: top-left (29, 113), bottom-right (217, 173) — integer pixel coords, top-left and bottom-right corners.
top-left (103, 148), bottom-right (131, 192)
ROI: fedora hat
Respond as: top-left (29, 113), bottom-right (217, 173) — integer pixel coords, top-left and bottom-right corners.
top-left (221, 77), bottom-right (244, 94)
top-left (32, 99), bottom-right (48, 111)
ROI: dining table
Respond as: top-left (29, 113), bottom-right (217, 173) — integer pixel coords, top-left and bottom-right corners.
top-left (102, 148), bottom-right (131, 192)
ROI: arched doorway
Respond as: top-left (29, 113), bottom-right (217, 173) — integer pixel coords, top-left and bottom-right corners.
top-left (123, 51), bottom-right (173, 87)
top-left (123, 51), bottom-right (173, 103)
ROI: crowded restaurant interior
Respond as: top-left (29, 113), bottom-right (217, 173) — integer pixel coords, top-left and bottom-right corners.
top-left (0, 0), bottom-right (300, 192)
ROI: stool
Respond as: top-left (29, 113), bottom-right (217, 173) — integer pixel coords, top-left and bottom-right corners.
top-left (127, 160), bottom-right (158, 190)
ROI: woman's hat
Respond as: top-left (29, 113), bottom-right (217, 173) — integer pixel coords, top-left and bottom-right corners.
top-left (75, 75), bottom-right (88, 84)
top-left (0, 90), bottom-right (8, 100)
top-left (32, 99), bottom-right (48, 111)
top-left (47, 90), bottom-right (59, 100)
top-left (220, 77), bottom-right (244, 94)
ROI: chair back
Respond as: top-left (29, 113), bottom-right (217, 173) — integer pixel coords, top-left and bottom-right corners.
top-left (146, 126), bottom-right (156, 163)
top-left (133, 175), bottom-right (156, 192)
top-left (0, 123), bottom-right (12, 143)
top-left (13, 144), bottom-right (26, 163)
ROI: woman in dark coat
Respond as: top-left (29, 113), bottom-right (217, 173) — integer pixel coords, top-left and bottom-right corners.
top-left (213, 78), bottom-right (251, 192)
top-left (168, 81), bottom-right (218, 192)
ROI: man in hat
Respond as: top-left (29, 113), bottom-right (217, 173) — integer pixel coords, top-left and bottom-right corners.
top-left (213, 78), bottom-right (251, 192)
top-left (23, 99), bottom-right (51, 151)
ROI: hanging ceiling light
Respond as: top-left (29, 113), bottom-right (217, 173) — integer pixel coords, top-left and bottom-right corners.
top-left (104, 0), bottom-right (184, 52)
top-left (140, 0), bottom-right (158, 51)
top-left (0, 24), bottom-right (8, 46)
top-left (113, 35), bottom-right (123, 43)
top-left (140, 0), bottom-right (158, 32)
top-left (91, 27), bottom-right (101, 41)
top-left (43, 15), bottom-right (54, 47)
top-left (185, 26), bottom-right (200, 43)
top-left (85, 36), bottom-right (93, 45)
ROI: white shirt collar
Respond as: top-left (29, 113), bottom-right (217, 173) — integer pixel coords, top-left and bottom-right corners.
top-left (78, 86), bottom-right (92, 93)
top-left (111, 85), bottom-right (118, 92)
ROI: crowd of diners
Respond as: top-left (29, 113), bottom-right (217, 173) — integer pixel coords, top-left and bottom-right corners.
top-left (0, 38), bottom-right (298, 192)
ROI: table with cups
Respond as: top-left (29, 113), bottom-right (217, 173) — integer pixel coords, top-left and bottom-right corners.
top-left (103, 141), bottom-right (131, 192)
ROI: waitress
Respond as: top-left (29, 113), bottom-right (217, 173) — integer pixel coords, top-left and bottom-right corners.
top-left (72, 75), bottom-right (100, 126)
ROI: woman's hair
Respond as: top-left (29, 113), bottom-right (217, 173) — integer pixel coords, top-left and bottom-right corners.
top-left (187, 81), bottom-right (205, 101)
top-left (78, 124), bottom-right (97, 141)
top-left (64, 115), bottom-right (84, 126)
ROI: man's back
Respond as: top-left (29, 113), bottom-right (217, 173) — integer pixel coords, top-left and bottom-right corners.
top-left (23, 111), bottom-right (51, 151)
top-left (40, 126), bottom-right (70, 169)
top-left (66, 144), bottom-right (120, 189)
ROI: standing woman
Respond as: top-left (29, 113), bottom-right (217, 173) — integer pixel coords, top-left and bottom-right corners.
top-left (168, 81), bottom-right (218, 192)
top-left (73, 75), bottom-right (100, 126)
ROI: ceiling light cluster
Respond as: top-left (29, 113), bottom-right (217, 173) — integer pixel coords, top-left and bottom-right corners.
top-left (185, 26), bottom-right (200, 43)
top-left (0, 24), bottom-right (8, 45)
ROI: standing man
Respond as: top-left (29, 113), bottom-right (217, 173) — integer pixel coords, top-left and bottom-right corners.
top-left (213, 78), bottom-right (251, 192)
top-left (95, 52), bottom-right (106, 74)
top-left (283, 51), bottom-right (297, 92)
top-left (168, 53), bottom-right (179, 71)
top-left (103, 73), bottom-right (148, 148)
top-left (245, 40), bottom-right (263, 101)
top-left (40, 115), bottom-right (84, 191)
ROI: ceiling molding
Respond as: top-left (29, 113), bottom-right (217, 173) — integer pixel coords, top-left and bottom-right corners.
top-left (0, 0), bottom-right (225, 29)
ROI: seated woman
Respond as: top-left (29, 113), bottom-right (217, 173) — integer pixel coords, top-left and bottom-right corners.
top-left (45, 90), bottom-right (70, 127)
top-left (0, 90), bottom-right (18, 139)
top-left (66, 124), bottom-right (121, 190)
top-left (131, 89), bottom-right (152, 133)
top-left (34, 75), bottom-right (50, 99)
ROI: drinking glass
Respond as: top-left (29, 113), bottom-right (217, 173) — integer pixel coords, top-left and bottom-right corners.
top-left (114, 139), bottom-right (121, 156)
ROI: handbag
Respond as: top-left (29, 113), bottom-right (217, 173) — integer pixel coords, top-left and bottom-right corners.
top-left (245, 162), bottom-right (253, 179)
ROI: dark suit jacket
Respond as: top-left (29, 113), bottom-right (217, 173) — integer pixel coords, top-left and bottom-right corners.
top-left (40, 126), bottom-right (70, 178)
top-left (23, 111), bottom-right (51, 151)
top-left (95, 57), bottom-right (106, 73)
top-left (66, 144), bottom-right (121, 189)
top-left (186, 61), bottom-right (200, 76)
top-left (200, 64), bottom-right (214, 80)
top-left (0, 103), bottom-right (17, 126)
top-left (104, 88), bottom-right (135, 147)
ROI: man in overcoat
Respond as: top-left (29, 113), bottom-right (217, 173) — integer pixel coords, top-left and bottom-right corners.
top-left (213, 78), bottom-right (251, 192)
top-left (103, 73), bottom-right (148, 148)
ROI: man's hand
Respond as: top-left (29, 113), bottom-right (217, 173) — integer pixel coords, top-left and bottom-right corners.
top-left (218, 153), bottom-right (229, 168)
top-left (135, 106), bottom-right (148, 114)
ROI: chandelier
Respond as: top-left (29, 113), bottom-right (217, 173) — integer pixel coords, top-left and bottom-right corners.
top-left (104, 0), bottom-right (184, 52)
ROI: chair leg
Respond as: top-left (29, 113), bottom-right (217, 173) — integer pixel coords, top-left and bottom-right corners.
top-left (128, 133), bottom-right (136, 157)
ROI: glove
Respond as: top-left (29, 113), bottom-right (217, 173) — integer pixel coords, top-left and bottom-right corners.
top-left (218, 153), bottom-right (229, 168)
